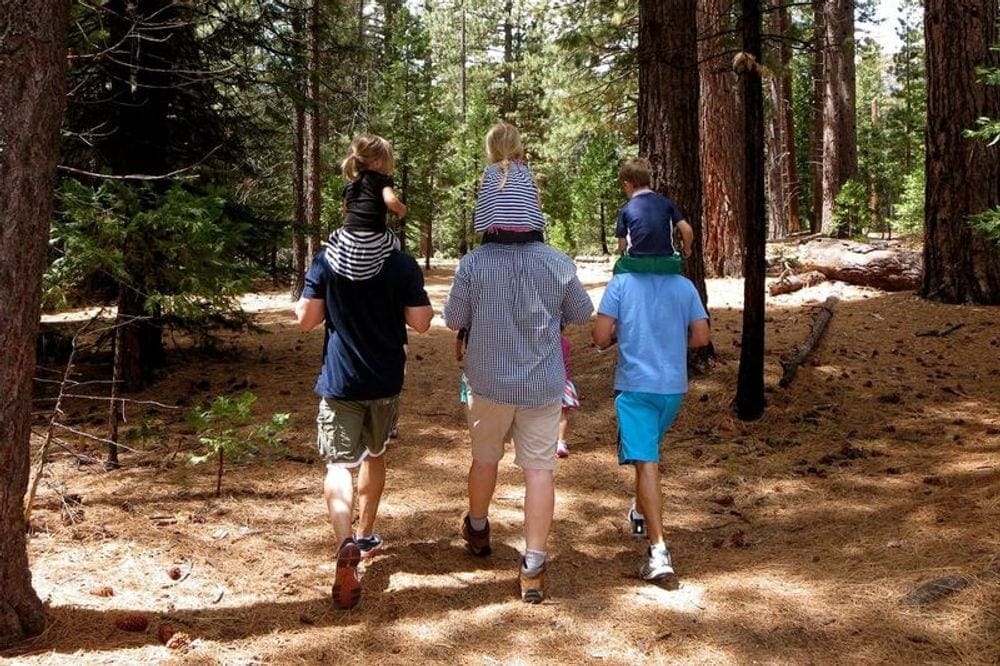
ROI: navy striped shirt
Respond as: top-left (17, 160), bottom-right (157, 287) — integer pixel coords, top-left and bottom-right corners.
top-left (444, 243), bottom-right (594, 406)
top-left (473, 161), bottom-right (545, 233)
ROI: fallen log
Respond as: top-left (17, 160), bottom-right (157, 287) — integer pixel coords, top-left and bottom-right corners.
top-left (779, 295), bottom-right (838, 388)
top-left (796, 238), bottom-right (921, 291)
top-left (769, 270), bottom-right (827, 296)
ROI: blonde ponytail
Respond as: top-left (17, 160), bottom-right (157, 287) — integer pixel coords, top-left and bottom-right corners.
top-left (341, 153), bottom-right (360, 181)
top-left (340, 135), bottom-right (395, 182)
top-left (485, 122), bottom-right (525, 191)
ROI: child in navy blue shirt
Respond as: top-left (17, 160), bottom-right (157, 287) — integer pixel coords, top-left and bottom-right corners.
top-left (614, 158), bottom-right (693, 275)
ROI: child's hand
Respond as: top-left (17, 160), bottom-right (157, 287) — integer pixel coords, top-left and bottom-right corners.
top-left (455, 338), bottom-right (465, 362)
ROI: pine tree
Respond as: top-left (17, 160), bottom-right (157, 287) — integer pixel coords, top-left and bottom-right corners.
top-left (0, 0), bottom-right (70, 647)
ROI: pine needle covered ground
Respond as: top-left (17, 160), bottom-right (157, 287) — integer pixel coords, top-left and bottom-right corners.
top-left (7, 262), bottom-right (999, 665)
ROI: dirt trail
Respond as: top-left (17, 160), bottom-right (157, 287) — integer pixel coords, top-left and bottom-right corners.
top-left (9, 262), bottom-right (1000, 665)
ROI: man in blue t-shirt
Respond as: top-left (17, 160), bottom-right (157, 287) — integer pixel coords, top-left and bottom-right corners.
top-left (593, 272), bottom-right (710, 586)
top-left (295, 249), bottom-right (432, 610)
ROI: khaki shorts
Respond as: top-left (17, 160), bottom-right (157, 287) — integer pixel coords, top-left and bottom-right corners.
top-left (316, 396), bottom-right (399, 467)
top-left (467, 393), bottom-right (560, 471)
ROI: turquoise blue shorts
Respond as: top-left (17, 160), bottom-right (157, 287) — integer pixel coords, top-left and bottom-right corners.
top-left (615, 391), bottom-right (684, 465)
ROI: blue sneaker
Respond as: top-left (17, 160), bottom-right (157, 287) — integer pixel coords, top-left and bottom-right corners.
top-left (356, 534), bottom-right (383, 559)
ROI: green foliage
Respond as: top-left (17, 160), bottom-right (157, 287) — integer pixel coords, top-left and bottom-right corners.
top-left (187, 392), bottom-right (289, 496)
top-left (832, 178), bottom-right (870, 238)
top-left (964, 46), bottom-right (1000, 246)
top-left (46, 180), bottom-right (255, 321)
top-left (893, 167), bottom-right (925, 236)
top-left (968, 208), bottom-right (1000, 246)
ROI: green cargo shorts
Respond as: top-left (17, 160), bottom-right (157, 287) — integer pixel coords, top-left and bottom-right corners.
top-left (316, 396), bottom-right (399, 467)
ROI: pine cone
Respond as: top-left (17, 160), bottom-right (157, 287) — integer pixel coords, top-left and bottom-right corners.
top-left (89, 586), bottom-right (114, 598)
top-left (115, 614), bottom-right (149, 632)
top-left (157, 623), bottom-right (175, 644)
top-left (166, 632), bottom-right (192, 650)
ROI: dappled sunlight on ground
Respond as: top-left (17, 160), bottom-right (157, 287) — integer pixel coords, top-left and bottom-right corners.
top-left (14, 261), bottom-right (1000, 664)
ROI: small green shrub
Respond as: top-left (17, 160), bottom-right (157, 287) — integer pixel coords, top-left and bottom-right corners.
top-left (187, 392), bottom-right (289, 497)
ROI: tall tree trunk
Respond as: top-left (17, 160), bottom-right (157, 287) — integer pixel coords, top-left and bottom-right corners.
top-left (502, 0), bottom-right (515, 117)
top-left (0, 0), bottom-right (69, 647)
top-left (809, 0), bottom-right (825, 232)
top-left (766, 72), bottom-right (789, 240)
top-left (599, 200), bottom-right (609, 255)
top-left (699, 0), bottom-right (745, 277)
top-left (921, 0), bottom-right (1000, 304)
top-left (291, 5), bottom-right (308, 300)
top-left (638, 0), bottom-right (709, 309)
top-left (99, 0), bottom-right (179, 388)
top-left (734, 0), bottom-right (767, 421)
top-left (820, 0), bottom-right (858, 236)
top-left (458, 3), bottom-right (470, 256)
top-left (304, 0), bottom-right (323, 259)
top-left (779, 2), bottom-right (802, 234)
top-left (399, 165), bottom-right (409, 251)
top-left (765, 3), bottom-right (800, 240)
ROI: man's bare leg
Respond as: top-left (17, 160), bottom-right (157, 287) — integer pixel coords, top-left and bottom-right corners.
top-left (468, 458), bottom-right (499, 518)
top-left (356, 453), bottom-right (386, 538)
top-left (324, 464), bottom-right (354, 545)
top-left (523, 468), bottom-right (555, 552)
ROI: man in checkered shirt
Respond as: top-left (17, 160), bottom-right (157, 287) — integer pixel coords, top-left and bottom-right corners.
top-left (444, 241), bottom-right (593, 603)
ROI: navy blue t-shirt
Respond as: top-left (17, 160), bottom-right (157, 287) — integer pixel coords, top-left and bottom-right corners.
top-left (615, 191), bottom-right (685, 256)
top-left (302, 250), bottom-right (430, 400)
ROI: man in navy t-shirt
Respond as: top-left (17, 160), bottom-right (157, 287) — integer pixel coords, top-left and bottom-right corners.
top-left (295, 249), bottom-right (432, 610)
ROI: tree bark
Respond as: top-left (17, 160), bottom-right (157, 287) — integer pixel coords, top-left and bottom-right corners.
top-left (798, 238), bottom-right (922, 290)
top-left (304, 0), bottom-right (324, 259)
top-left (638, 0), bottom-right (709, 309)
top-left (808, 0), bottom-right (825, 232)
top-left (921, 0), bottom-right (1000, 304)
top-left (820, 0), bottom-right (858, 236)
top-left (291, 5), bottom-right (308, 300)
top-left (766, 72), bottom-right (790, 239)
top-left (734, 0), bottom-right (767, 421)
top-left (778, 3), bottom-right (801, 233)
top-left (699, 0), bottom-right (745, 277)
top-left (0, 0), bottom-right (70, 647)
top-left (768, 270), bottom-right (827, 296)
top-left (765, 2), bottom-right (800, 240)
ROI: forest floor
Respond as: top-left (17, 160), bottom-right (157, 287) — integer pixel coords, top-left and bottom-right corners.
top-left (6, 260), bottom-right (1000, 665)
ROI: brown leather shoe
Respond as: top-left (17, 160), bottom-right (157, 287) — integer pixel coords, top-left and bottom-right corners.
top-left (461, 513), bottom-right (492, 556)
top-left (519, 559), bottom-right (547, 604)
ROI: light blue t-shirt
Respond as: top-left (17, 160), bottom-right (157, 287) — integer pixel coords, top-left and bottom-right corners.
top-left (597, 273), bottom-right (708, 394)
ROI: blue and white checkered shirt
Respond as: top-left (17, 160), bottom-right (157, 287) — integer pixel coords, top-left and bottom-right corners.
top-left (444, 242), bottom-right (594, 406)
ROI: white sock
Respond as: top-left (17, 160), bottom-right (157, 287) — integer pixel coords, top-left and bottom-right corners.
top-left (469, 515), bottom-right (488, 531)
top-left (523, 549), bottom-right (547, 575)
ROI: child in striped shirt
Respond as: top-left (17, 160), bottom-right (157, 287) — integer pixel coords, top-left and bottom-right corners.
top-left (473, 122), bottom-right (545, 244)
top-left (324, 135), bottom-right (407, 280)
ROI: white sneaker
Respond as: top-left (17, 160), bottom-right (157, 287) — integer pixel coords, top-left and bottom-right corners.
top-left (640, 545), bottom-right (675, 581)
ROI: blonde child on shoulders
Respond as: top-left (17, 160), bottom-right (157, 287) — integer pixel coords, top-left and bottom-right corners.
top-left (325, 135), bottom-right (407, 280)
top-left (473, 122), bottom-right (545, 244)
